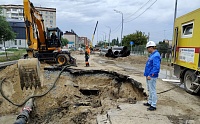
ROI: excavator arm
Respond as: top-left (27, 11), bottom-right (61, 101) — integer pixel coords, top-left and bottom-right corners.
top-left (23, 0), bottom-right (46, 51)
top-left (18, 0), bottom-right (77, 90)
top-left (17, 0), bottom-right (46, 90)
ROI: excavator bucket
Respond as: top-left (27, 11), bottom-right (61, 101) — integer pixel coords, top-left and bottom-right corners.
top-left (18, 58), bottom-right (41, 90)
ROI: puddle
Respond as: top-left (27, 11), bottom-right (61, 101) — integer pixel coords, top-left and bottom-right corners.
top-left (159, 69), bottom-right (177, 80)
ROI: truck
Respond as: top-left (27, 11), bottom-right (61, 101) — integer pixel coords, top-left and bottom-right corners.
top-left (171, 8), bottom-right (200, 94)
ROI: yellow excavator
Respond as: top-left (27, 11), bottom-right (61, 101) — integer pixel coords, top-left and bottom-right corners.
top-left (18, 0), bottom-right (76, 90)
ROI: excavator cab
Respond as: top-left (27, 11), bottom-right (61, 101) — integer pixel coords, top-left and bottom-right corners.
top-left (46, 27), bottom-right (63, 48)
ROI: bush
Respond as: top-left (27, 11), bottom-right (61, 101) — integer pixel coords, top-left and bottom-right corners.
top-left (6, 48), bottom-right (19, 51)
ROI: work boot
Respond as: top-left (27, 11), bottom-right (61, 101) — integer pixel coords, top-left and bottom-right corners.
top-left (147, 106), bottom-right (156, 111)
top-left (143, 102), bottom-right (151, 106)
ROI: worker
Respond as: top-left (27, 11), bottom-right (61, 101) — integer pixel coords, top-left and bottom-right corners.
top-left (85, 45), bottom-right (90, 67)
top-left (143, 41), bottom-right (161, 111)
top-left (51, 31), bottom-right (58, 45)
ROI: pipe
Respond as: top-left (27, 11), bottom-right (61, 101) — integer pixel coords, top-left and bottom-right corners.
top-left (14, 98), bottom-right (34, 124)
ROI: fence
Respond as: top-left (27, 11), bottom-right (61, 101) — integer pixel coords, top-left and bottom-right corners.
top-left (129, 45), bottom-right (172, 63)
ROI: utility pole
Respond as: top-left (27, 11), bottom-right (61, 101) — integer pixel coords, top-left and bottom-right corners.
top-left (172, 0), bottom-right (178, 63)
top-left (173, 0), bottom-right (178, 26)
top-left (101, 32), bottom-right (106, 48)
top-left (121, 13), bottom-right (123, 46)
top-left (148, 32), bottom-right (150, 42)
top-left (106, 26), bottom-right (111, 47)
top-left (172, 0), bottom-right (178, 41)
top-left (114, 9), bottom-right (123, 46)
top-left (97, 27), bottom-right (99, 45)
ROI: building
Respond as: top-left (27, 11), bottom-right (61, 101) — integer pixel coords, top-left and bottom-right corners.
top-left (0, 4), bottom-right (56, 48)
top-left (1, 4), bottom-right (56, 28)
top-left (0, 19), bottom-right (27, 49)
top-left (80, 37), bottom-right (91, 46)
top-left (63, 30), bottom-right (80, 49)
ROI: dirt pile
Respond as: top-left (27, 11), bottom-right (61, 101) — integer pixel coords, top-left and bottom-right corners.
top-left (115, 55), bottom-right (148, 64)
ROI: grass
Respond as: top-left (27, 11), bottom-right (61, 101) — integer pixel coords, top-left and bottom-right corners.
top-left (161, 58), bottom-right (171, 62)
top-left (0, 49), bottom-right (26, 62)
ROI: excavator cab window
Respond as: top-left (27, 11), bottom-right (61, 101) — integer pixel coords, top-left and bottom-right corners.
top-left (49, 31), bottom-right (58, 46)
top-left (46, 27), bottom-right (62, 48)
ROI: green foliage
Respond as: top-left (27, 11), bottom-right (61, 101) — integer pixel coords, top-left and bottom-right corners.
top-left (61, 37), bottom-right (69, 46)
top-left (97, 41), bottom-right (108, 48)
top-left (157, 41), bottom-right (170, 58)
top-left (111, 38), bottom-right (119, 46)
top-left (6, 48), bottom-right (19, 51)
top-left (0, 49), bottom-right (26, 62)
top-left (132, 45), bottom-right (146, 54)
top-left (122, 30), bottom-right (148, 47)
top-left (0, 7), bottom-right (16, 42)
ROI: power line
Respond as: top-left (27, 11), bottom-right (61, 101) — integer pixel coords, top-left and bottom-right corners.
top-left (125, 0), bottom-right (152, 20)
top-left (112, 22), bottom-right (121, 33)
top-left (124, 0), bottom-right (158, 23)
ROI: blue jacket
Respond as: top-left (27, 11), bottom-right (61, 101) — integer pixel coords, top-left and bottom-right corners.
top-left (144, 50), bottom-right (161, 78)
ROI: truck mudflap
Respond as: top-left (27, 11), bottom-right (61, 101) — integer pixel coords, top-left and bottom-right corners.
top-left (18, 58), bottom-right (41, 90)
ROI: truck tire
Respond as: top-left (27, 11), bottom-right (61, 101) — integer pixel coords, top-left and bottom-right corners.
top-left (183, 70), bottom-right (197, 94)
top-left (56, 54), bottom-right (70, 65)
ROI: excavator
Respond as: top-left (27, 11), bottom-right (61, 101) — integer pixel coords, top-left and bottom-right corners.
top-left (18, 0), bottom-right (76, 90)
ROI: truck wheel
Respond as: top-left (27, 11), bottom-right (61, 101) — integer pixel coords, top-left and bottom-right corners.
top-left (56, 54), bottom-right (69, 65)
top-left (184, 70), bottom-right (197, 94)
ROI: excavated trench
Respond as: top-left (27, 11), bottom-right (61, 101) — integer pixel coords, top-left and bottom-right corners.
top-left (0, 65), bottom-right (146, 124)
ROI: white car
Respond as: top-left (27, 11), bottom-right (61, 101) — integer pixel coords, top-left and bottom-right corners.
top-left (9, 46), bottom-right (19, 49)
top-left (1, 47), bottom-right (9, 50)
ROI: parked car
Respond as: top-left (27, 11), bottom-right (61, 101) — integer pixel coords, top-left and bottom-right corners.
top-left (9, 46), bottom-right (19, 49)
top-left (1, 47), bottom-right (9, 50)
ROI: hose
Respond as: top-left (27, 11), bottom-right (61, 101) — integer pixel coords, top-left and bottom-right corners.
top-left (0, 66), bottom-right (68, 107)
top-left (157, 82), bottom-right (183, 94)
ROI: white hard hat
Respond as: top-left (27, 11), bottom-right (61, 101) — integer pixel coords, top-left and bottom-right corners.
top-left (146, 41), bottom-right (156, 48)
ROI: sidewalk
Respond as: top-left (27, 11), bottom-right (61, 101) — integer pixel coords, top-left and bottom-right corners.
top-left (97, 102), bottom-right (172, 124)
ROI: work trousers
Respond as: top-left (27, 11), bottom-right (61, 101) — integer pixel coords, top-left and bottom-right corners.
top-left (85, 56), bottom-right (89, 65)
top-left (146, 77), bottom-right (157, 108)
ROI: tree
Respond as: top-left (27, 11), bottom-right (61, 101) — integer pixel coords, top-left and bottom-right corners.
top-left (122, 30), bottom-right (148, 47)
top-left (61, 37), bottom-right (69, 46)
top-left (116, 37), bottom-right (119, 45)
top-left (157, 41), bottom-right (169, 58)
top-left (0, 7), bottom-right (16, 42)
top-left (0, 7), bottom-right (16, 60)
top-left (110, 37), bottom-right (119, 46)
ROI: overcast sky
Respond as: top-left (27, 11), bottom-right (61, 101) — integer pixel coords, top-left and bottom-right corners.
top-left (1, 0), bottom-right (200, 45)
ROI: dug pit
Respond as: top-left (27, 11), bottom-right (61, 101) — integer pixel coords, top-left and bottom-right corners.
top-left (0, 65), bottom-right (146, 124)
